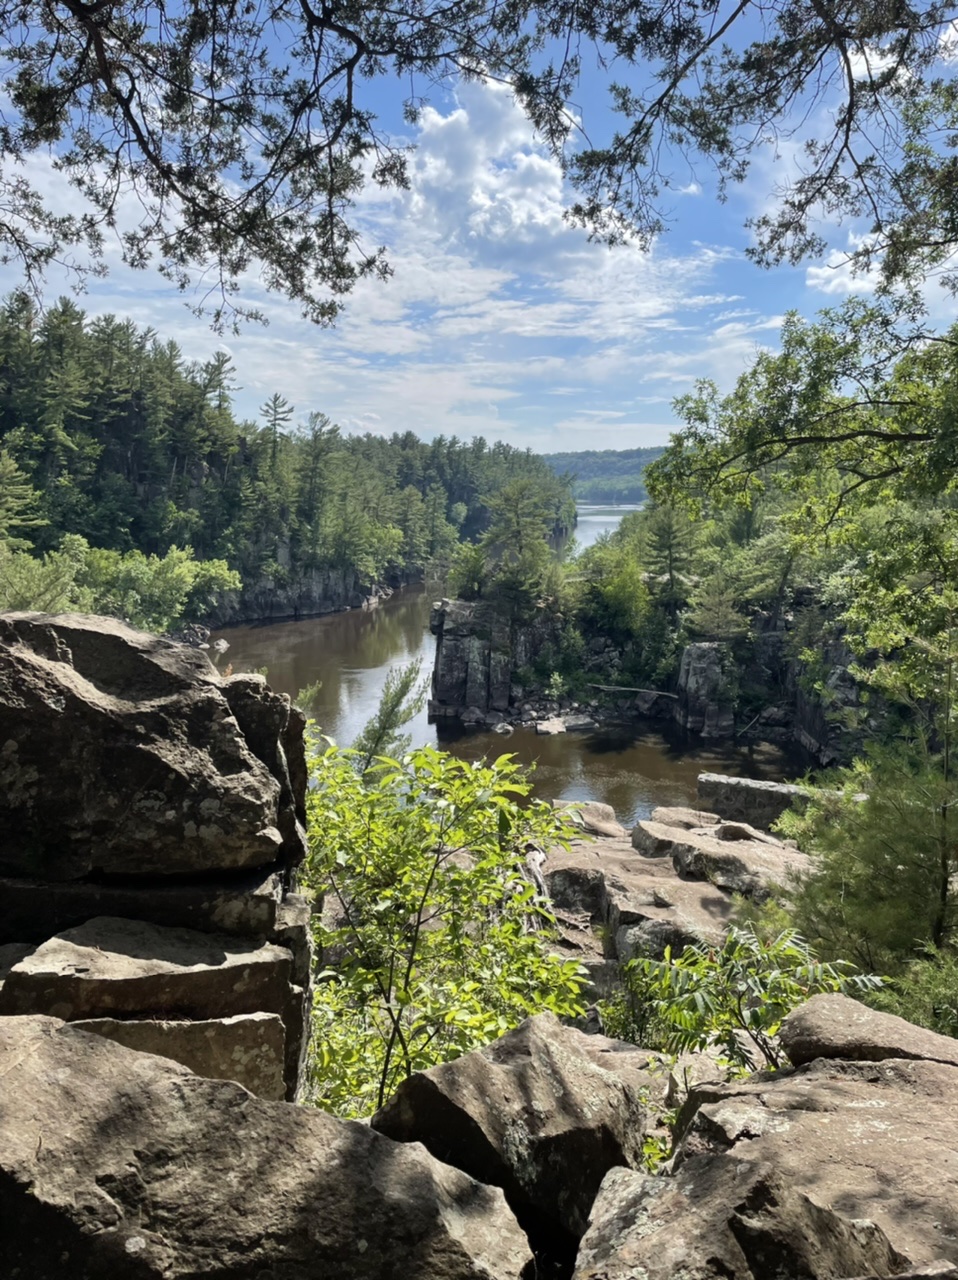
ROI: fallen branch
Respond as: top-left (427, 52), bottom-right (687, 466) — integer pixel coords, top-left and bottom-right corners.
top-left (587, 683), bottom-right (678, 699)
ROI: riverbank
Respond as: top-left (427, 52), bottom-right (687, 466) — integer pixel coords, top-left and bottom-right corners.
top-left (212, 584), bottom-right (802, 827)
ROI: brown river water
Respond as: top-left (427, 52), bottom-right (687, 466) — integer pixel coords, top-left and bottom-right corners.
top-left (211, 507), bottom-right (800, 826)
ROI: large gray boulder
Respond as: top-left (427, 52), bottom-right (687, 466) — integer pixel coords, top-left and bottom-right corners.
top-left (0, 612), bottom-right (306, 879)
top-left (574, 1161), bottom-right (907, 1280)
top-left (372, 1013), bottom-right (649, 1275)
top-left (0, 1015), bottom-right (533, 1280)
top-left (780, 992), bottom-right (958, 1068)
top-left (575, 1041), bottom-right (958, 1279)
top-left (554, 800), bottom-right (628, 839)
top-left (631, 818), bottom-right (810, 901)
top-left (667, 826), bottom-right (811, 900)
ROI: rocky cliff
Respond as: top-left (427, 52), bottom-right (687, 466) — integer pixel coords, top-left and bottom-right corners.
top-left (207, 566), bottom-right (391, 625)
top-left (429, 597), bottom-right (562, 722)
top-left (428, 597), bottom-right (855, 755)
top-left (0, 611), bottom-right (312, 1100)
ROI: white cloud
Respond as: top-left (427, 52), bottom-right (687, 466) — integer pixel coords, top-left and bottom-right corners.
top-left (0, 78), bottom-right (790, 450)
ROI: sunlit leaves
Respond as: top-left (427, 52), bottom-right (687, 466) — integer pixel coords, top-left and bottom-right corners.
top-left (302, 743), bottom-right (586, 1116)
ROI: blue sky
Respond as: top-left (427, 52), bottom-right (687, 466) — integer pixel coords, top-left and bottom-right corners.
top-left (4, 59), bottom-right (958, 453)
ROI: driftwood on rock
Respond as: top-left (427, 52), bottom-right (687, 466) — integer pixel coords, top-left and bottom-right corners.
top-left (586, 682), bottom-right (678, 698)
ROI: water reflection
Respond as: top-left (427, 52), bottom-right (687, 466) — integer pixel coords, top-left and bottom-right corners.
top-left (213, 585), bottom-right (800, 827)
top-left (435, 721), bottom-right (798, 827)
top-left (213, 587), bottom-right (436, 747)
top-left (211, 503), bottom-right (801, 826)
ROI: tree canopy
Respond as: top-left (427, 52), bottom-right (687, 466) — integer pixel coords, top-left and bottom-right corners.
top-left (4, 1), bottom-right (958, 325)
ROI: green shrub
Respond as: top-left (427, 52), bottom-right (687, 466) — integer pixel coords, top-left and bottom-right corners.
top-left (302, 744), bottom-right (587, 1116)
top-left (603, 926), bottom-right (880, 1073)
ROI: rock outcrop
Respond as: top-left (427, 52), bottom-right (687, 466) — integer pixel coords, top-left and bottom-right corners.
top-left (208, 565), bottom-right (391, 625)
top-left (0, 612), bottom-right (312, 1100)
top-left (429, 598), bottom-right (559, 719)
top-left (544, 801), bottom-right (808, 982)
top-left (372, 1013), bottom-right (651, 1275)
top-left (574, 994), bottom-right (958, 1279)
top-left (0, 1015), bottom-right (533, 1280)
top-left (0, 611), bottom-right (306, 877)
top-left (673, 642), bottom-right (735, 738)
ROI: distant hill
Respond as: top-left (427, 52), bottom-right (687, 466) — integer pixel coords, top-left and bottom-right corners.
top-left (540, 447), bottom-right (666, 503)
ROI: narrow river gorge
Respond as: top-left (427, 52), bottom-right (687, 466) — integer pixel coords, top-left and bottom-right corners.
top-left (212, 505), bottom-right (798, 825)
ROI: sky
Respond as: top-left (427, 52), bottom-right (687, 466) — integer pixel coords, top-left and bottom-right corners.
top-left (4, 58), bottom-right (957, 454)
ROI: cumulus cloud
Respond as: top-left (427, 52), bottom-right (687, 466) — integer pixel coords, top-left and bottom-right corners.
top-left (0, 77), bottom-right (791, 449)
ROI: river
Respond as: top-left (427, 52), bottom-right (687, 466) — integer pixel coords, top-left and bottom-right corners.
top-left (211, 504), bottom-right (797, 825)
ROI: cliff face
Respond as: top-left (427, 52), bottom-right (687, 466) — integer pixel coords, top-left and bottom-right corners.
top-left (208, 566), bottom-right (391, 625)
top-left (427, 598), bottom-right (844, 752)
top-left (0, 611), bottom-right (312, 1101)
top-left (429, 597), bottom-right (561, 720)
top-left (672, 641), bottom-right (735, 738)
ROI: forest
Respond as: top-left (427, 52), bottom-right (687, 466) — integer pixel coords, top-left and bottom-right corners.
top-left (541, 448), bottom-right (665, 503)
top-left (479, 298), bottom-right (958, 1048)
top-left (0, 294), bottom-right (574, 630)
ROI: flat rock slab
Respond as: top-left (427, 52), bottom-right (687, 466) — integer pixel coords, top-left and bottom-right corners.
top-left (372, 1012), bottom-right (648, 1260)
top-left (781, 993), bottom-right (958, 1068)
top-left (546, 837), bottom-right (734, 961)
top-left (72, 1011), bottom-right (287, 1100)
top-left (696, 773), bottom-right (809, 831)
top-left (0, 1015), bottom-right (532, 1280)
top-left (632, 821), bottom-right (810, 900)
top-left (0, 916), bottom-right (292, 1022)
top-left (649, 806), bottom-right (721, 831)
top-left (536, 716), bottom-right (566, 734)
top-left (668, 827), bottom-right (811, 899)
top-left (577, 1053), bottom-right (958, 1278)
top-left (0, 612), bottom-right (305, 879)
top-left (632, 818), bottom-right (689, 857)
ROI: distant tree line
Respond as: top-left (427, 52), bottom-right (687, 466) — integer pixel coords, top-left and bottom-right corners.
top-left (0, 295), bottom-right (574, 625)
top-left (541, 447), bottom-right (664, 503)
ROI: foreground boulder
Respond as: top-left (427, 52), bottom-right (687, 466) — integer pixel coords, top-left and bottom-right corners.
top-left (0, 612), bottom-right (306, 879)
top-left (0, 1015), bottom-right (533, 1280)
top-left (0, 612), bottom-right (313, 1100)
top-left (574, 996), bottom-right (958, 1279)
top-left (372, 1013), bottom-right (649, 1276)
top-left (574, 1161), bottom-right (908, 1280)
top-left (780, 992), bottom-right (958, 1068)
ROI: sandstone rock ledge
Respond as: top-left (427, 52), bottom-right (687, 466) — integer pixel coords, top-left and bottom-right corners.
top-left (544, 802), bottom-right (808, 981)
top-left (2, 999), bottom-right (958, 1279)
top-left (0, 1015), bottom-right (533, 1280)
top-left (0, 612), bottom-right (313, 1101)
top-left (574, 997), bottom-right (958, 1279)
